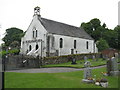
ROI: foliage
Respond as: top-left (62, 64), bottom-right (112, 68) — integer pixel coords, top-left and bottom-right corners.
top-left (80, 18), bottom-right (119, 50)
top-left (0, 49), bottom-right (20, 57)
top-left (114, 25), bottom-right (120, 50)
top-left (5, 67), bottom-right (118, 88)
top-left (96, 38), bottom-right (109, 51)
top-left (2, 27), bottom-right (24, 49)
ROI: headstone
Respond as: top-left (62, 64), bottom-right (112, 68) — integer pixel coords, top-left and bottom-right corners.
top-left (71, 57), bottom-right (77, 64)
top-left (92, 55), bottom-right (96, 61)
top-left (103, 55), bottom-right (108, 60)
top-left (84, 61), bottom-right (92, 79)
top-left (84, 56), bottom-right (87, 62)
top-left (114, 53), bottom-right (118, 62)
top-left (82, 61), bottom-right (94, 83)
top-left (107, 56), bottom-right (119, 76)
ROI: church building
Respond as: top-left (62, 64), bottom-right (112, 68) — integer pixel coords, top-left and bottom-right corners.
top-left (20, 6), bottom-right (98, 57)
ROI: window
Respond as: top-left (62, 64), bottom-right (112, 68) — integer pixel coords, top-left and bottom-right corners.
top-left (29, 45), bottom-right (32, 51)
top-left (52, 36), bottom-right (55, 47)
top-left (36, 44), bottom-right (39, 50)
top-left (33, 31), bottom-right (34, 38)
top-left (74, 40), bottom-right (76, 49)
top-left (86, 41), bottom-right (89, 49)
top-left (33, 27), bottom-right (37, 38)
top-left (71, 49), bottom-right (74, 54)
top-left (60, 38), bottom-right (63, 48)
top-left (36, 30), bottom-right (37, 37)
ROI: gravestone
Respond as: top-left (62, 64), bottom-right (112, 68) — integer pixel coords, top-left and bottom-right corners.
top-left (71, 57), bottom-right (77, 64)
top-left (82, 61), bottom-right (94, 83)
top-left (114, 53), bottom-right (118, 62)
top-left (92, 55), bottom-right (96, 61)
top-left (84, 56), bottom-right (87, 63)
top-left (84, 61), bottom-right (92, 79)
top-left (107, 56), bottom-right (119, 76)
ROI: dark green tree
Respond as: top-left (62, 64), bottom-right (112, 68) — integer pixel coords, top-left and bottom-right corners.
top-left (90, 18), bottom-right (101, 30)
top-left (2, 27), bottom-right (24, 49)
top-left (96, 38), bottom-right (109, 51)
top-left (114, 25), bottom-right (120, 50)
top-left (81, 22), bottom-right (93, 36)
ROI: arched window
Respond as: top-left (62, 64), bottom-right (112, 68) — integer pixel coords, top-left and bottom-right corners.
top-left (33, 27), bottom-right (37, 38)
top-left (60, 38), bottom-right (63, 48)
top-left (86, 41), bottom-right (89, 49)
top-left (29, 45), bottom-right (32, 51)
top-left (74, 40), bottom-right (76, 49)
top-left (36, 44), bottom-right (39, 50)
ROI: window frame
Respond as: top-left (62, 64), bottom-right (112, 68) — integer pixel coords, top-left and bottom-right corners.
top-left (74, 40), bottom-right (76, 49)
top-left (60, 38), bottom-right (63, 48)
top-left (86, 41), bottom-right (89, 49)
top-left (29, 45), bottom-right (32, 51)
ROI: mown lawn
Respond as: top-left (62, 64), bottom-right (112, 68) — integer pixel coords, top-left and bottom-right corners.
top-left (42, 58), bottom-right (120, 68)
top-left (41, 58), bottom-right (107, 68)
top-left (5, 67), bottom-right (119, 88)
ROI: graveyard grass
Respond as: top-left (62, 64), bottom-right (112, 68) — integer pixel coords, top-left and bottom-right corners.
top-left (5, 67), bottom-right (119, 88)
top-left (42, 58), bottom-right (120, 68)
top-left (41, 58), bottom-right (115, 68)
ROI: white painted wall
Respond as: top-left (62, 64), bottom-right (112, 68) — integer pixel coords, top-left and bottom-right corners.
top-left (20, 15), bottom-right (47, 57)
top-left (52, 34), bottom-right (96, 56)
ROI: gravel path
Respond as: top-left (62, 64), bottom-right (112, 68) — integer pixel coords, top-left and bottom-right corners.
top-left (6, 65), bottom-right (106, 73)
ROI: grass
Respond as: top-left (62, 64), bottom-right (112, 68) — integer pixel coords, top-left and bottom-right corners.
top-left (5, 67), bottom-right (119, 88)
top-left (41, 58), bottom-right (107, 68)
top-left (42, 58), bottom-right (120, 68)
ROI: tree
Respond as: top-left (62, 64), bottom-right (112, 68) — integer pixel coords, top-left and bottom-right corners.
top-left (92, 26), bottom-right (106, 41)
top-left (81, 22), bottom-right (93, 36)
top-left (2, 27), bottom-right (24, 49)
top-left (81, 18), bottom-right (103, 41)
top-left (10, 41), bottom-right (20, 49)
top-left (80, 18), bottom-right (119, 51)
top-left (114, 25), bottom-right (120, 50)
top-left (96, 38), bottom-right (109, 51)
top-left (90, 18), bottom-right (101, 30)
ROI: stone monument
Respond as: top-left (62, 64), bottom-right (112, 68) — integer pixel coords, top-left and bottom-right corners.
top-left (71, 56), bottom-right (77, 64)
top-left (92, 55), bottom-right (96, 61)
top-left (82, 61), bottom-right (94, 83)
top-left (84, 56), bottom-right (87, 63)
top-left (84, 61), bottom-right (92, 79)
top-left (107, 55), bottom-right (119, 76)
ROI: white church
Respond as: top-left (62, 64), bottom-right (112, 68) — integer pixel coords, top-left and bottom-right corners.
top-left (20, 6), bottom-right (98, 57)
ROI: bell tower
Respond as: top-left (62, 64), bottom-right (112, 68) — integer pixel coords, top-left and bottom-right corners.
top-left (34, 6), bottom-right (40, 16)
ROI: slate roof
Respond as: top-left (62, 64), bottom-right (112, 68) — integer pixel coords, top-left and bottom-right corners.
top-left (39, 17), bottom-right (93, 40)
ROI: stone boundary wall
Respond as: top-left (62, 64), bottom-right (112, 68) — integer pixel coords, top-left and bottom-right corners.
top-left (3, 53), bottom-right (101, 70)
top-left (42, 53), bottom-right (101, 65)
top-left (3, 55), bottom-right (41, 70)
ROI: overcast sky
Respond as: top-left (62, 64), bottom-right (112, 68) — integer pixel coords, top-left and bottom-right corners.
top-left (0, 0), bottom-right (119, 44)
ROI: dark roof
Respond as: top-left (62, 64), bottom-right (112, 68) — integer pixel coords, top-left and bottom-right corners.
top-left (39, 17), bottom-right (93, 40)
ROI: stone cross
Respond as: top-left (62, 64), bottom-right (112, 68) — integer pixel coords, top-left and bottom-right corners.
top-left (84, 61), bottom-right (92, 79)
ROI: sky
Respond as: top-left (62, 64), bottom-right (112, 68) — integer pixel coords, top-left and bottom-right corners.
top-left (0, 0), bottom-right (119, 44)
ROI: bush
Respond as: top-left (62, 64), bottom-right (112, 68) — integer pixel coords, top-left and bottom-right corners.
top-left (0, 49), bottom-right (20, 57)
